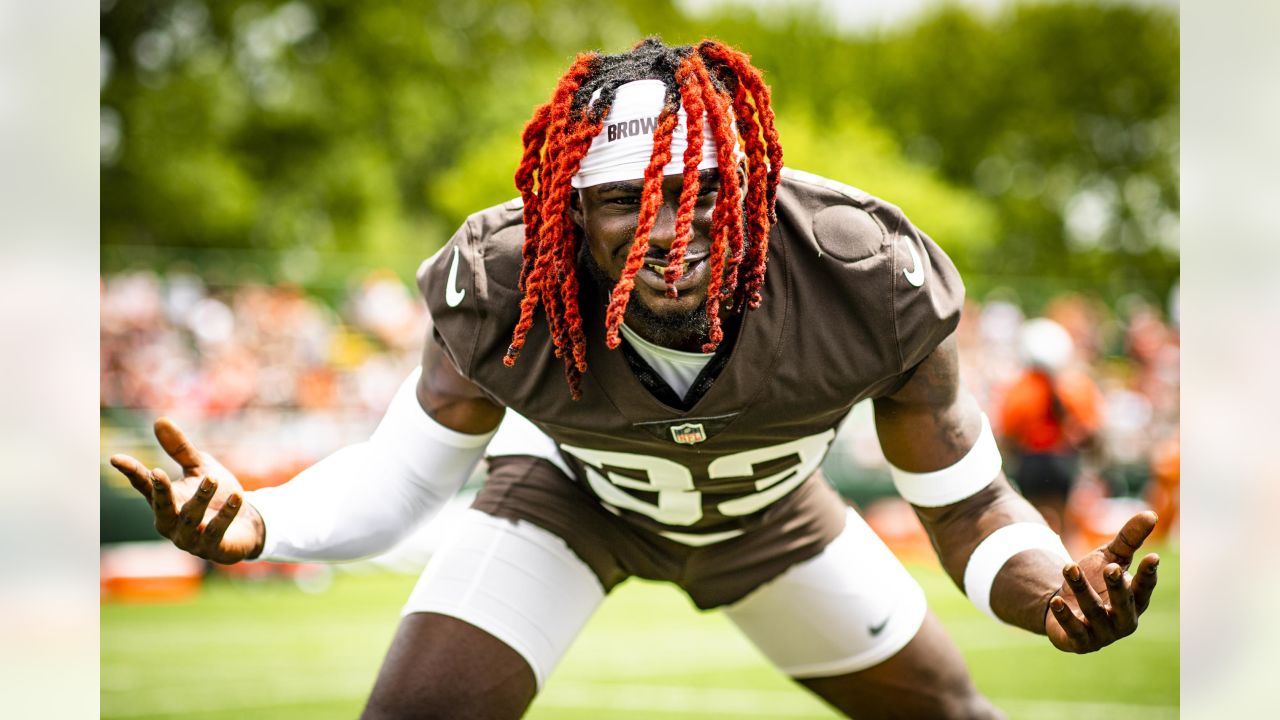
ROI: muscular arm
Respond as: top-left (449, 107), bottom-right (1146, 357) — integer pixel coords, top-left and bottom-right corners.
top-left (875, 335), bottom-right (1161, 650)
top-left (874, 335), bottom-right (1062, 632)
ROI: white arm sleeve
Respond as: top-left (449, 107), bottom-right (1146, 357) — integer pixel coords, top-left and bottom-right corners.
top-left (245, 367), bottom-right (497, 562)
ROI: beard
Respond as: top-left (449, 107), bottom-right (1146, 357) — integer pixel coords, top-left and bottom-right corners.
top-left (580, 247), bottom-right (710, 350)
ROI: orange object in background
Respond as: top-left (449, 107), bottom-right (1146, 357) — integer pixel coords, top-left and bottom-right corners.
top-left (1146, 430), bottom-right (1180, 541)
top-left (998, 368), bottom-right (1103, 453)
top-left (235, 459), bottom-right (314, 492)
top-left (101, 542), bottom-right (205, 603)
top-left (214, 559), bottom-right (335, 593)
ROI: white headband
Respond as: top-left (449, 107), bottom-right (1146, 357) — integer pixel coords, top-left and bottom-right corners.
top-left (570, 79), bottom-right (736, 189)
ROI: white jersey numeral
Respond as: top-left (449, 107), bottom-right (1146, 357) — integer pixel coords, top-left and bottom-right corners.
top-left (710, 430), bottom-right (835, 517)
top-left (559, 445), bottom-right (702, 526)
top-left (560, 429), bottom-right (837, 526)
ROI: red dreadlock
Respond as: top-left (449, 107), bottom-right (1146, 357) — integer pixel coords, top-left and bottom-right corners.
top-left (688, 54), bottom-right (745, 351)
top-left (505, 52), bottom-right (601, 396)
top-left (505, 38), bottom-right (783, 398)
top-left (698, 40), bottom-right (783, 311)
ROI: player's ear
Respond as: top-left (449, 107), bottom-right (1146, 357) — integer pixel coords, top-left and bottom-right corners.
top-left (569, 189), bottom-right (584, 228)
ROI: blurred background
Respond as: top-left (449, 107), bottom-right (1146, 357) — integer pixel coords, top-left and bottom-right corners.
top-left (99, 1), bottom-right (1179, 718)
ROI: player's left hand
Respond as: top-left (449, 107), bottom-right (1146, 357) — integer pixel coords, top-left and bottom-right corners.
top-left (1044, 511), bottom-right (1160, 653)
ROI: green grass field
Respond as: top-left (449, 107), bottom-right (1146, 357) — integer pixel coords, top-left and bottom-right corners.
top-left (101, 547), bottom-right (1178, 719)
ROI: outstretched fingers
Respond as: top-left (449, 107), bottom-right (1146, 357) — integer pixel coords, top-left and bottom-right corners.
top-left (154, 417), bottom-right (204, 473)
top-left (174, 476), bottom-right (218, 547)
top-left (196, 493), bottom-right (242, 559)
top-left (111, 449), bottom-right (244, 561)
top-left (1104, 563), bottom-right (1138, 635)
top-left (1049, 596), bottom-right (1091, 652)
top-left (109, 454), bottom-right (154, 503)
top-left (1049, 537), bottom-right (1161, 654)
top-left (1104, 511), bottom-right (1158, 565)
top-left (150, 467), bottom-right (180, 535)
top-left (1132, 553), bottom-right (1161, 614)
top-left (1063, 563), bottom-right (1113, 642)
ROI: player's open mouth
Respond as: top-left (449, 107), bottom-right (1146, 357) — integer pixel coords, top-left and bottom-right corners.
top-left (635, 252), bottom-right (709, 295)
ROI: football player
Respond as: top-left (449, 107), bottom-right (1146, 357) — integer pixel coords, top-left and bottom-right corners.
top-left (110, 38), bottom-right (1160, 719)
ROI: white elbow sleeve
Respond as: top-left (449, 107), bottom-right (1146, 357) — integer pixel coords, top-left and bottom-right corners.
top-left (963, 523), bottom-right (1072, 623)
top-left (246, 368), bottom-right (496, 562)
top-left (888, 413), bottom-right (1002, 508)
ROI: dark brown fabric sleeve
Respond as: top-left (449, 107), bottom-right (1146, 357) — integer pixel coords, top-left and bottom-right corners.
top-left (885, 208), bottom-right (965, 373)
top-left (417, 218), bottom-right (487, 379)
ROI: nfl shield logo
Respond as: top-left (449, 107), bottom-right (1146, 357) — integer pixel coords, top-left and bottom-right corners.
top-left (670, 422), bottom-right (707, 445)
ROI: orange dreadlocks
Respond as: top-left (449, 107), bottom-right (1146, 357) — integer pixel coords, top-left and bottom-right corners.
top-left (504, 38), bottom-right (783, 399)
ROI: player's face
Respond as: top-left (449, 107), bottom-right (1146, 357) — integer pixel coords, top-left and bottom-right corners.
top-left (571, 168), bottom-right (726, 343)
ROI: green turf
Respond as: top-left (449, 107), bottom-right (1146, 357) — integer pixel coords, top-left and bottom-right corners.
top-left (101, 547), bottom-right (1178, 719)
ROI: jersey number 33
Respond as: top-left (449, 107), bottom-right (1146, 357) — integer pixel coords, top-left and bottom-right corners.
top-left (560, 430), bottom-right (836, 526)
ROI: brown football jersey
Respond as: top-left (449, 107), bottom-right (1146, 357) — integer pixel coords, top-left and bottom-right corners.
top-left (418, 168), bottom-right (964, 547)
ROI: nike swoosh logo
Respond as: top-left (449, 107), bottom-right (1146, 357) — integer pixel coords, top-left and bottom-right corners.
top-left (902, 243), bottom-right (925, 287)
top-left (445, 246), bottom-right (466, 307)
top-left (868, 617), bottom-right (890, 637)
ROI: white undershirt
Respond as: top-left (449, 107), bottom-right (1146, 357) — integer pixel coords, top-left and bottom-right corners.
top-left (619, 324), bottom-right (715, 399)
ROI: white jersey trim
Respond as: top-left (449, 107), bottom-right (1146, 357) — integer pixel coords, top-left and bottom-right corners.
top-left (619, 323), bottom-right (714, 399)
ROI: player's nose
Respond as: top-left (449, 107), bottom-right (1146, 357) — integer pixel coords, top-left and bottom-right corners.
top-left (648, 200), bottom-right (679, 249)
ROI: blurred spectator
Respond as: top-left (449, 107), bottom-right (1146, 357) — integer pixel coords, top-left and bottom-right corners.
top-left (100, 268), bottom-right (422, 490)
top-left (1043, 293), bottom-right (1111, 365)
top-left (995, 318), bottom-right (1104, 539)
top-left (348, 269), bottom-right (426, 352)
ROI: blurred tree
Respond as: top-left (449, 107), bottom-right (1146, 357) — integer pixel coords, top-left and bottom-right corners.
top-left (863, 3), bottom-right (1180, 307)
top-left (698, 1), bottom-right (1178, 306)
top-left (101, 0), bottom-right (1177, 307)
top-left (777, 107), bottom-right (998, 271)
top-left (101, 0), bottom-right (684, 290)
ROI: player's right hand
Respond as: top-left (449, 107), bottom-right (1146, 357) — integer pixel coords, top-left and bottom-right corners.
top-left (109, 418), bottom-right (264, 564)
